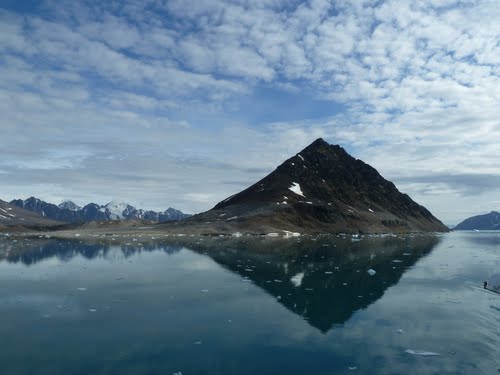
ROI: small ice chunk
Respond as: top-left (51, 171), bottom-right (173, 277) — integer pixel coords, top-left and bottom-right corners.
top-left (348, 367), bottom-right (357, 371)
top-left (298, 154), bottom-right (304, 161)
top-left (200, 289), bottom-right (209, 293)
top-left (194, 340), bottom-right (202, 345)
top-left (77, 287), bottom-right (87, 291)
top-left (324, 271), bottom-right (333, 274)
top-left (405, 349), bottom-right (440, 356)
top-left (88, 309), bottom-right (97, 312)
top-left (395, 329), bottom-right (404, 334)
top-left (267, 233), bottom-right (279, 237)
top-left (290, 272), bottom-right (304, 287)
top-left (368, 208), bottom-right (374, 213)
top-left (392, 260), bottom-right (403, 263)
top-left (367, 269), bottom-right (376, 276)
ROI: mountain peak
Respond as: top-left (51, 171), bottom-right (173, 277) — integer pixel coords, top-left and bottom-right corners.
top-left (58, 201), bottom-right (81, 211)
top-left (455, 210), bottom-right (500, 230)
top-left (200, 139), bottom-right (448, 233)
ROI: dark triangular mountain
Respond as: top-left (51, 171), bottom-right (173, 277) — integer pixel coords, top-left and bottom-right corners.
top-left (454, 211), bottom-right (500, 230)
top-left (167, 138), bottom-right (448, 234)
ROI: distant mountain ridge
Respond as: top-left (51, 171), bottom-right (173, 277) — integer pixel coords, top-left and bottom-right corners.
top-left (0, 199), bottom-right (61, 229)
top-left (159, 138), bottom-right (448, 234)
top-left (10, 197), bottom-right (190, 224)
top-left (454, 211), bottom-right (500, 230)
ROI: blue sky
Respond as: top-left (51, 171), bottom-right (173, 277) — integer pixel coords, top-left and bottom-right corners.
top-left (0, 0), bottom-right (499, 224)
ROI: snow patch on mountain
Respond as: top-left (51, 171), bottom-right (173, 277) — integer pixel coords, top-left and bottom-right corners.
top-left (289, 182), bottom-right (305, 197)
top-left (58, 201), bottom-right (81, 211)
top-left (104, 201), bottom-right (133, 220)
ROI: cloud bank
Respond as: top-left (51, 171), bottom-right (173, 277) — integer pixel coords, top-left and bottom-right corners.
top-left (0, 0), bottom-right (498, 223)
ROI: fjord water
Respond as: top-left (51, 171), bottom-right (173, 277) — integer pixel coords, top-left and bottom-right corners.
top-left (0, 233), bottom-right (498, 374)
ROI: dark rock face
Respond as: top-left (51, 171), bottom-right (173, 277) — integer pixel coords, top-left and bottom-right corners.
top-left (10, 197), bottom-right (80, 223)
top-left (9, 197), bottom-right (190, 224)
top-left (454, 211), bottom-right (500, 230)
top-left (0, 199), bottom-right (61, 229)
top-left (179, 138), bottom-right (448, 234)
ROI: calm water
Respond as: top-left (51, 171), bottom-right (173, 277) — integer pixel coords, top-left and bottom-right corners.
top-left (0, 232), bottom-right (498, 374)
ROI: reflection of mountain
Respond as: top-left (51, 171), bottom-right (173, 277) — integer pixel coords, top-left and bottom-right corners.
top-left (0, 234), bottom-right (440, 332)
top-left (179, 235), bottom-right (441, 332)
top-left (0, 238), bottom-right (182, 265)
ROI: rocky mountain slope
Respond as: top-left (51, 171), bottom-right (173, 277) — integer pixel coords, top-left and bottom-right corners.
top-left (0, 199), bottom-right (62, 230)
top-left (10, 197), bottom-right (190, 224)
top-left (454, 211), bottom-right (500, 230)
top-left (160, 138), bottom-right (448, 234)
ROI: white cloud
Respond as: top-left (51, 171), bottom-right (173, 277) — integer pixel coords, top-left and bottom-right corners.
top-left (0, 0), bottom-right (499, 223)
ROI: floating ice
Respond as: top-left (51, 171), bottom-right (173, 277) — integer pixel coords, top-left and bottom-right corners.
top-left (348, 367), bottom-right (357, 371)
top-left (289, 182), bottom-right (305, 197)
top-left (395, 329), bottom-right (404, 334)
top-left (405, 349), bottom-right (440, 356)
top-left (88, 309), bottom-right (97, 312)
top-left (290, 272), bottom-right (304, 287)
top-left (200, 289), bottom-right (209, 293)
top-left (298, 154), bottom-right (304, 161)
top-left (367, 269), bottom-right (376, 276)
top-left (368, 208), bottom-right (374, 212)
top-left (77, 287), bottom-right (87, 291)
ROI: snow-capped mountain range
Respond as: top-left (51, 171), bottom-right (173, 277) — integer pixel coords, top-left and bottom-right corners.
top-left (10, 197), bottom-right (191, 224)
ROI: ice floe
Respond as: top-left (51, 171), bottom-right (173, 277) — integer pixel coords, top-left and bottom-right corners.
top-left (290, 272), bottom-right (304, 287)
top-left (405, 349), bottom-right (440, 356)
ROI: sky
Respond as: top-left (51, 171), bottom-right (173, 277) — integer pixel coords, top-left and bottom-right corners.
top-left (0, 0), bottom-right (499, 225)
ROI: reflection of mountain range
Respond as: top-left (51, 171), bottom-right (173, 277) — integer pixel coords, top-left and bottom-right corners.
top-left (0, 238), bottom-right (182, 265)
top-left (0, 235), bottom-right (440, 332)
top-left (178, 235), bottom-right (440, 332)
